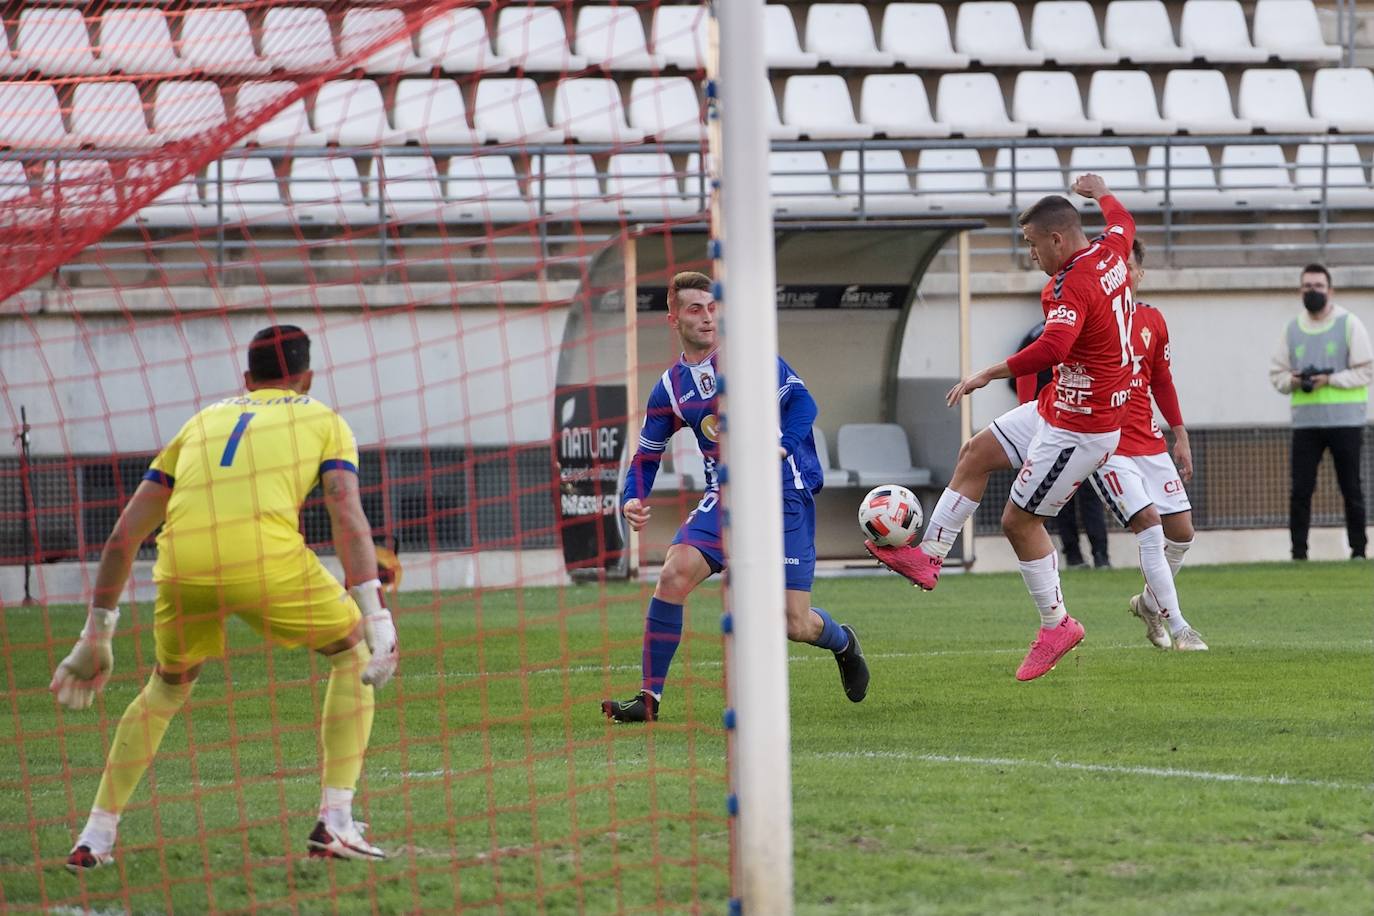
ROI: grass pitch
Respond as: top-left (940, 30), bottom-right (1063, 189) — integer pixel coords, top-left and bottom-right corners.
top-left (2, 560), bottom-right (1371, 914)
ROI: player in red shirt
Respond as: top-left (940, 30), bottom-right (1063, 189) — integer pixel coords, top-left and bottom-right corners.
top-left (1088, 239), bottom-right (1208, 651)
top-left (869, 174), bottom-right (1136, 681)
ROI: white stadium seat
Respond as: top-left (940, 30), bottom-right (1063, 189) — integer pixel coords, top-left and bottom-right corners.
top-left (16, 8), bottom-right (105, 76)
top-left (838, 149), bottom-right (920, 215)
top-left (993, 147), bottom-right (1066, 208)
top-left (1087, 71), bottom-right (1176, 135)
top-left (377, 155), bottom-right (443, 221)
top-left (99, 9), bottom-right (182, 76)
top-left (1179, 0), bottom-right (1268, 64)
top-left (206, 158), bottom-right (288, 223)
top-left (529, 153), bottom-right (617, 219)
top-left (1030, 1), bottom-right (1120, 66)
top-left (1253, 0), bottom-right (1341, 64)
top-left (770, 151), bottom-right (849, 217)
top-left (765, 81), bottom-right (802, 141)
top-left (495, 7), bottom-right (586, 72)
top-left (915, 148), bottom-right (1003, 212)
top-left (0, 82), bottom-right (73, 148)
top-left (1012, 71), bottom-right (1103, 136)
top-left (473, 78), bottom-right (566, 144)
top-left (1218, 145), bottom-right (1309, 208)
top-left (805, 4), bottom-right (896, 68)
top-left (653, 6), bottom-right (709, 70)
top-left (1294, 144), bottom-right (1374, 207)
top-left (393, 80), bottom-right (486, 145)
top-left (416, 9), bottom-right (512, 73)
top-left (179, 9), bottom-right (271, 76)
top-left (1103, 1), bottom-right (1194, 64)
top-left (628, 77), bottom-right (704, 142)
top-left (153, 82), bottom-right (227, 142)
top-left (1145, 145), bottom-right (1228, 210)
top-left (836, 424), bottom-right (931, 489)
top-left (1311, 69), bottom-right (1374, 133)
top-left (576, 6), bottom-right (664, 71)
top-left (811, 425), bottom-right (856, 488)
top-left (39, 160), bottom-right (116, 214)
top-left (860, 75), bottom-right (951, 139)
top-left (607, 152), bottom-right (696, 219)
top-left (340, 8), bottom-right (428, 75)
top-left (552, 79), bottom-right (646, 144)
top-left (955, 2), bottom-right (1045, 67)
top-left (289, 157), bottom-right (375, 223)
top-left (1068, 146), bottom-right (1160, 210)
top-left (937, 73), bottom-right (1028, 138)
top-left (1238, 70), bottom-right (1327, 134)
top-left (0, 21), bottom-right (22, 77)
top-left (879, 4), bottom-right (969, 70)
top-left (314, 80), bottom-right (407, 146)
top-left (262, 7), bottom-right (338, 73)
top-left (238, 82), bottom-right (327, 148)
top-left (137, 173), bottom-right (209, 227)
top-left (764, 6), bottom-right (819, 69)
top-left (784, 75), bottom-right (875, 140)
top-left (0, 160), bottom-right (31, 205)
top-left (446, 155), bottom-right (533, 222)
top-left (1162, 70), bottom-right (1252, 135)
top-left (71, 82), bottom-right (156, 149)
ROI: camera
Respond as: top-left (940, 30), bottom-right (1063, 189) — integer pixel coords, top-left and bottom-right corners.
top-left (1298, 366), bottom-right (1335, 393)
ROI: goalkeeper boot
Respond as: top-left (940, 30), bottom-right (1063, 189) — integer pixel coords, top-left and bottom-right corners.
top-left (833, 624), bottom-right (869, 703)
top-left (65, 844), bottom-right (114, 873)
top-left (1171, 626), bottom-right (1209, 652)
top-left (601, 691), bottom-right (659, 723)
top-left (307, 820), bottom-right (386, 861)
top-left (1014, 615), bottom-right (1085, 682)
top-left (865, 540), bottom-right (942, 591)
top-left (1128, 594), bottom-right (1172, 649)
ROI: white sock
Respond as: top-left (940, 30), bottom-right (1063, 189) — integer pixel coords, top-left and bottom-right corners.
top-left (319, 786), bottom-right (355, 832)
top-left (1018, 552), bottom-right (1067, 629)
top-left (1164, 537), bottom-right (1192, 578)
top-left (919, 488), bottom-right (980, 559)
top-left (78, 807), bottom-right (120, 854)
top-left (1137, 526), bottom-right (1191, 633)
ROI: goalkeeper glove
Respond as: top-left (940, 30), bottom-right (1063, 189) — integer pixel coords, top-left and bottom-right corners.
top-left (50, 606), bottom-right (119, 711)
top-left (349, 580), bottom-right (398, 689)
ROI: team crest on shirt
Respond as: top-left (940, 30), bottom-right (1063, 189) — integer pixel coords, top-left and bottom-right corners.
top-left (1140, 326), bottom-right (1152, 349)
top-left (700, 414), bottom-right (720, 442)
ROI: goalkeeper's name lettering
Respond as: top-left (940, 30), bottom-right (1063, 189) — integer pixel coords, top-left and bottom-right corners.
top-left (561, 426), bottom-right (621, 460)
top-left (562, 493), bottom-right (619, 517)
top-left (220, 394), bottom-right (314, 406)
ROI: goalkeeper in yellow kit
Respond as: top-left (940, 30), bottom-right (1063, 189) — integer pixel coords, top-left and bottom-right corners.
top-left (51, 325), bottom-right (400, 868)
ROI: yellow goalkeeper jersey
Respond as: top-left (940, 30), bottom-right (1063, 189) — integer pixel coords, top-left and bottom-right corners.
top-left (144, 388), bottom-right (359, 584)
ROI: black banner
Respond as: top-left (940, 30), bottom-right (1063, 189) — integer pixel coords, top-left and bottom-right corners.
top-left (636, 284), bottom-right (908, 311)
top-left (555, 384), bottom-right (629, 574)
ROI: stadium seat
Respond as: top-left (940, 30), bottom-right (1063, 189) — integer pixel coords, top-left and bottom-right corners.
top-left (628, 77), bottom-right (705, 141)
top-left (0, 160), bottom-right (31, 205)
top-left (783, 75), bottom-right (875, 140)
top-left (238, 82), bottom-right (326, 147)
top-left (764, 6), bottom-right (820, 69)
top-left (1012, 71), bottom-right (1103, 136)
top-left (838, 149), bottom-right (920, 215)
top-left (314, 81), bottom-right (407, 146)
top-left (764, 81), bottom-right (802, 141)
top-left (915, 148), bottom-right (1003, 212)
top-left (153, 82), bottom-right (227, 142)
top-left (495, 7), bottom-right (587, 72)
top-left (137, 173), bottom-right (210, 227)
top-left (993, 147), bottom-right (1066, 208)
top-left (860, 75), bottom-right (951, 138)
top-left (1103, 1), bottom-right (1195, 64)
top-left (954, 2), bottom-right (1045, 67)
top-left (1311, 69), bottom-right (1374, 133)
top-left (1029, 1), bottom-right (1121, 66)
top-left (0, 82), bottom-right (73, 148)
top-left (805, 4), bottom-right (896, 68)
top-left (206, 157), bottom-right (289, 223)
top-left (71, 82), bottom-right (156, 149)
top-left (16, 8), bottom-right (105, 76)
top-left (179, 8), bottom-right (272, 76)
top-left (552, 79), bottom-right (646, 144)
top-left (38, 160), bottom-right (116, 214)
top-left (1218, 145), bottom-right (1309, 208)
top-left (607, 152), bottom-right (696, 218)
top-left (1179, 1), bottom-right (1268, 64)
top-left (1087, 71), bottom-right (1177, 135)
top-left (377, 155), bottom-right (444, 221)
top-left (0, 21), bottom-right (21, 76)
top-left (1067, 146), bottom-right (1160, 210)
top-left (770, 151), bottom-right (849, 217)
top-left (289, 157), bottom-right (375, 224)
top-left (446, 156), bottom-right (534, 223)
top-left (879, 4), bottom-right (969, 69)
top-left (1237, 70), bottom-right (1327, 134)
top-left (1253, 0), bottom-right (1342, 64)
top-left (683, 152), bottom-right (712, 207)
top-left (262, 7), bottom-right (338, 73)
top-left (1294, 144), bottom-right (1374, 207)
top-left (576, 6), bottom-right (664, 71)
top-left (340, 8), bottom-right (428, 75)
top-left (393, 80), bottom-right (486, 145)
top-left (99, 9), bottom-right (183, 76)
top-left (473, 78), bottom-right (567, 144)
top-left (936, 73), bottom-right (1028, 138)
top-left (1162, 70), bottom-right (1252, 135)
top-left (835, 424), bottom-right (931, 489)
top-left (811, 425), bottom-right (857, 488)
top-left (653, 6), bottom-right (709, 70)
top-left (1145, 145), bottom-right (1228, 210)
top-left (416, 8), bottom-right (512, 73)
top-left (529, 153), bottom-right (619, 219)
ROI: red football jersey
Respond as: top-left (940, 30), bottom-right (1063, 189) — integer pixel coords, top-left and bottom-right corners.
top-left (1117, 303), bottom-right (1182, 457)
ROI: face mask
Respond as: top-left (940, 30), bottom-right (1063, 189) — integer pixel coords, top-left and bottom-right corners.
top-left (1302, 290), bottom-right (1328, 313)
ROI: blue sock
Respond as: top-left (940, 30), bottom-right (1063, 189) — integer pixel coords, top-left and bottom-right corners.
top-left (641, 597), bottom-right (684, 698)
top-left (808, 607), bottom-right (850, 653)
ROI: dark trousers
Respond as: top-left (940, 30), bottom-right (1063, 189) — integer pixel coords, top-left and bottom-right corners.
top-left (1290, 426), bottom-right (1367, 558)
top-left (1056, 484), bottom-right (1109, 565)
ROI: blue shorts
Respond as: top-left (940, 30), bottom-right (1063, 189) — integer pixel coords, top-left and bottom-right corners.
top-left (671, 488), bottom-right (816, 592)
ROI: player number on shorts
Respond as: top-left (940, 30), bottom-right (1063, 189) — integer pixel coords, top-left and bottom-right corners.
top-left (1102, 469), bottom-right (1124, 497)
top-left (219, 412), bottom-right (256, 467)
top-left (1111, 289), bottom-right (1136, 367)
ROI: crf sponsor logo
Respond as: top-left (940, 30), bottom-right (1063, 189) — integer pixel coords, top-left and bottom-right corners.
top-left (1163, 479), bottom-right (1183, 494)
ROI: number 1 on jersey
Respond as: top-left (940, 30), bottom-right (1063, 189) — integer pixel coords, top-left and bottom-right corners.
top-left (220, 412), bottom-right (256, 467)
top-left (1111, 288), bottom-right (1136, 367)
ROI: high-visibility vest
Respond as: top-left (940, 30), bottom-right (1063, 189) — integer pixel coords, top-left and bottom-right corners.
top-left (1287, 312), bottom-right (1369, 428)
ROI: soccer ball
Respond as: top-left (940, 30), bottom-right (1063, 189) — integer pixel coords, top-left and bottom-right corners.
top-left (858, 485), bottom-right (924, 547)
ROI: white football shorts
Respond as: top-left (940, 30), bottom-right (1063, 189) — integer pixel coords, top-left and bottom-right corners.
top-left (1090, 451), bottom-right (1192, 526)
top-left (989, 400), bottom-right (1120, 518)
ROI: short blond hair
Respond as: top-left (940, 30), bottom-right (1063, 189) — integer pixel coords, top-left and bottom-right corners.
top-left (668, 270), bottom-right (712, 313)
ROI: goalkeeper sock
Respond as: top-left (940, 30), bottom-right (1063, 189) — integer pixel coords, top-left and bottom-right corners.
top-left (321, 641), bottom-right (375, 811)
top-left (920, 489), bottom-right (979, 559)
top-left (641, 597), bottom-right (683, 700)
top-left (76, 807), bottom-right (120, 855)
top-left (807, 607), bottom-right (849, 652)
top-left (92, 673), bottom-right (194, 815)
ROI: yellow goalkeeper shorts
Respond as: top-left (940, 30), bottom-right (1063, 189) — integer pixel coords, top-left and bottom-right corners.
top-left (154, 553), bottom-right (361, 670)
